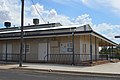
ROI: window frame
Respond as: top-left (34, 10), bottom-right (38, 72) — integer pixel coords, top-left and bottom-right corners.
top-left (23, 44), bottom-right (30, 54)
top-left (82, 44), bottom-right (86, 53)
top-left (60, 42), bottom-right (73, 53)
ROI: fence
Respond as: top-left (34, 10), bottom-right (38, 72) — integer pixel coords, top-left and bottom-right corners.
top-left (45, 54), bottom-right (109, 64)
top-left (0, 53), bottom-right (117, 64)
top-left (0, 53), bottom-right (26, 62)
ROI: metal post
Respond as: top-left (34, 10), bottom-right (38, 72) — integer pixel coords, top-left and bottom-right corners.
top-left (24, 39), bottom-right (26, 62)
top-left (109, 44), bottom-right (111, 59)
top-left (112, 46), bottom-right (113, 59)
top-left (72, 32), bottom-right (74, 65)
top-left (95, 36), bottom-right (97, 61)
top-left (117, 46), bottom-right (119, 59)
top-left (19, 0), bottom-right (24, 67)
top-left (5, 42), bottom-right (7, 62)
top-left (90, 33), bottom-right (92, 64)
top-left (106, 42), bottom-right (108, 60)
top-left (47, 39), bottom-right (49, 62)
top-left (101, 39), bottom-right (102, 53)
top-left (101, 39), bottom-right (103, 60)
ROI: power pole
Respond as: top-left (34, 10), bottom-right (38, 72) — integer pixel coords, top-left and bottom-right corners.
top-left (19, 0), bottom-right (24, 67)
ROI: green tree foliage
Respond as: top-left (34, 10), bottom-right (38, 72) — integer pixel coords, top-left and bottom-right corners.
top-left (100, 44), bottom-right (120, 59)
top-left (116, 44), bottom-right (120, 54)
top-left (100, 44), bottom-right (120, 54)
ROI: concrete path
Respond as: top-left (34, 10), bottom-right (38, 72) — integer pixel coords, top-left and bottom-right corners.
top-left (0, 64), bottom-right (18, 69)
top-left (0, 62), bottom-right (120, 75)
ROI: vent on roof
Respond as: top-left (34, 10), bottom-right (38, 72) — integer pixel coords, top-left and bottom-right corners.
top-left (4, 22), bottom-right (11, 28)
top-left (33, 18), bottom-right (39, 25)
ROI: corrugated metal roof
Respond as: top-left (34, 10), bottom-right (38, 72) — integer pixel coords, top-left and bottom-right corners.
top-left (0, 23), bottom-right (117, 45)
top-left (0, 24), bottom-right (88, 34)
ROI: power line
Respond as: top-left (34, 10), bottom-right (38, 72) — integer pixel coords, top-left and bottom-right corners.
top-left (30, 0), bottom-right (46, 23)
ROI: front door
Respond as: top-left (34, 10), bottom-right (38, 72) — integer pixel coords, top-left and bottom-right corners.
top-left (2, 43), bottom-right (12, 60)
top-left (38, 43), bottom-right (47, 61)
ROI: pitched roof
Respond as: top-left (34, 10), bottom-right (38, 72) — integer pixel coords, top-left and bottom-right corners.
top-left (0, 23), bottom-right (117, 45)
top-left (0, 23), bottom-right (92, 34)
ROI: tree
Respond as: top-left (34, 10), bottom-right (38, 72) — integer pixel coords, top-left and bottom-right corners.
top-left (100, 44), bottom-right (120, 59)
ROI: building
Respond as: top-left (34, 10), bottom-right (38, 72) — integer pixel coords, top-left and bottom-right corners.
top-left (0, 23), bottom-right (118, 65)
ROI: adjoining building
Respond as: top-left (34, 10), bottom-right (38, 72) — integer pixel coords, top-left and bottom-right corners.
top-left (0, 22), bottom-right (118, 65)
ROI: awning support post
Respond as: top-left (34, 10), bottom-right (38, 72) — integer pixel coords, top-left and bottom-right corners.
top-left (5, 42), bottom-right (7, 62)
top-left (90, 33), bottom-right (93, 64)
top-left (112, 46), bottom-right (113, 59)
top-left (72, 32), bottom-right (75, 65)
top-left (95, 36), bottom-right (97, 61)
top-left (47, 38), bottom-right (49, 62)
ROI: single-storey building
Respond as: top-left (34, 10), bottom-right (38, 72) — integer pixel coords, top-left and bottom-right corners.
top-left (0, 23), bottom-right (118, 65)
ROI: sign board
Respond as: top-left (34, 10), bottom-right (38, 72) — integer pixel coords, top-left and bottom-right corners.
top-left (115, 36), bottom-right (120, 38)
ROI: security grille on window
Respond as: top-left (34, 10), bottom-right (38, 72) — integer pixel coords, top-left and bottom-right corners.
top-left (60, 42), bottom-right (73, 53)
top-left (23, 44), bottom-right (30, 54)
top-left (67, 42), bottom-right (73, 52)
top-left (60, 43), bottom-right (67, 53)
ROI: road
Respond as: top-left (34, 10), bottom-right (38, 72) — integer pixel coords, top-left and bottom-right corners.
top-left (0, 69), bottom-right (119, 80)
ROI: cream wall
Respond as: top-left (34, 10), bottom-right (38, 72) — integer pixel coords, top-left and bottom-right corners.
top-left (79, 35), bottom-right (99, 61)
top-left (24, 38), bottom-right (49, 61)
top-left (0, 35), bottom-right (100, 62)
top-left (50, 36), bottom-right (80, 54)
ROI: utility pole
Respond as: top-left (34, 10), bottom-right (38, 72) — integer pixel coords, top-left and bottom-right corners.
top-left (19, 0), bottom-right (24, 67)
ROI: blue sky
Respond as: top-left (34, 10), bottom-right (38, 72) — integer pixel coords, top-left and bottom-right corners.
top-left (0, 0), bottom-right (120, 43)
top-left (37, 0), bottom-right (120, 25)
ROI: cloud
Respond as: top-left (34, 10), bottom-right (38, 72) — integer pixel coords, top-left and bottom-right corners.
top-left (31, 3), bottom-right (45, 16)
top-left (0, 1), bottom-right (73, 26)
top-left (45, 0), bottom-right (120, 16)
top-left (51, 0), bottom-right (120, 16)
top-left (46, 9), bottom-right (74, 25)
top-left (81, 0), bottom-right (120, 15)
top-left (74, 14), bottom-right (92, 25)
top-left (28, 3), bottom-right (73, 25)
top-left (0, 11), bottom-right (11, 22)
top-left (93, 23), bottom-right (120, 43)
top-left (0, 0), bottom-right (20, 26)
top-left (0, 1), bottom-right (119, 43)
top-left (0, 1), bottom-right (12, 23)
top-left (51, 0), bottom-right (76, 6)
top-left (81, 0), bottom-right (90, 5)
top-left (29, 3), bottom-right (120, 43)
top-left (0, 0), bottom-right (92, 28)
top-left (48, 9), bottom-right (58, 17)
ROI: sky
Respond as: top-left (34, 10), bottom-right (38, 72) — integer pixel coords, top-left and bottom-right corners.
top-left (0, 0), bottom-right (120, 43)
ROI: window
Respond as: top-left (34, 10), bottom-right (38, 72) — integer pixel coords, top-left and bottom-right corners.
top-left (23, 44), bottom-right (30, 54)
top-left (60, 42), bottom-right (73, 53)
top-left (60, 43), bottom-right (67, 53)
top-left (83, 44), bottom-right (86, 53)
top-left (67, 42), bottom-right (73, 52)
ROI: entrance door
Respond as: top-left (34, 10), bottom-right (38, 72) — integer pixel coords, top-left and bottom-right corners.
top-left (38, 43), bottom-right (47, 61)
top-left (2, 44), bottom-right (12, 60)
